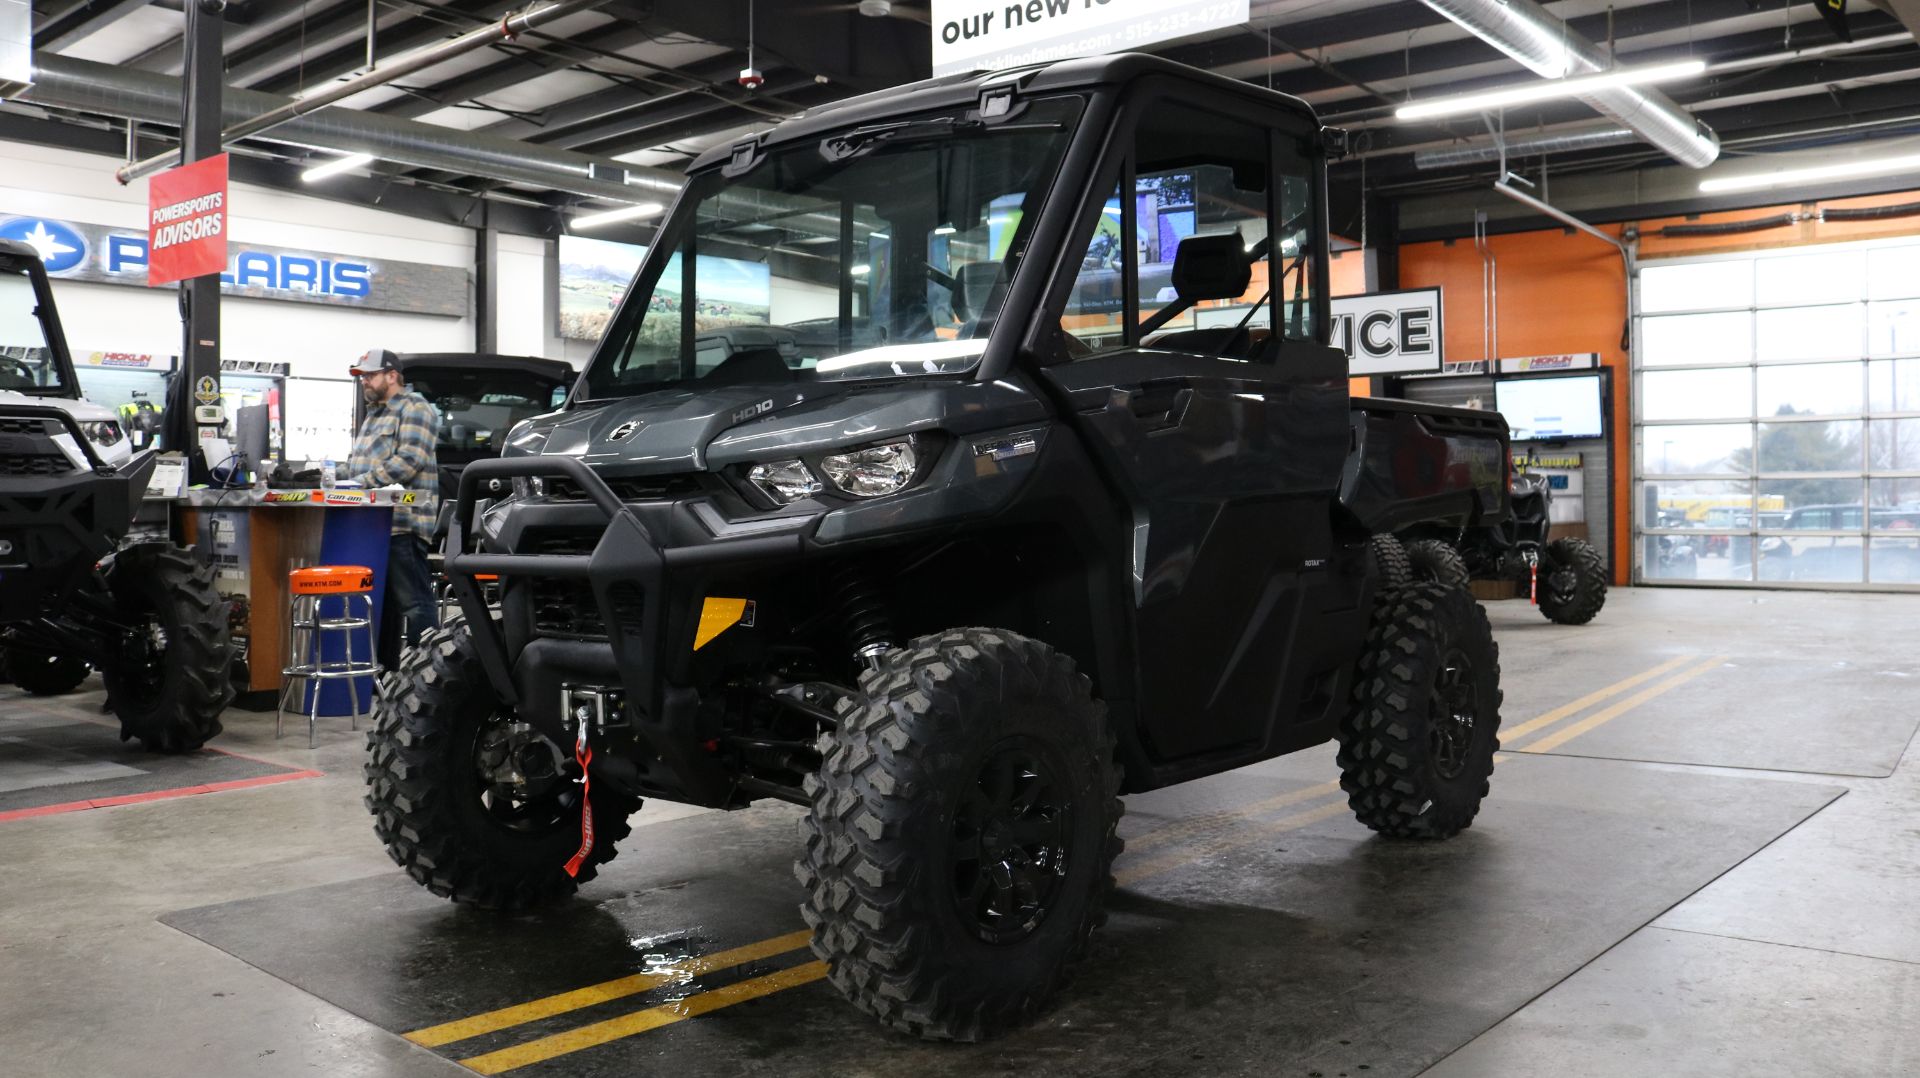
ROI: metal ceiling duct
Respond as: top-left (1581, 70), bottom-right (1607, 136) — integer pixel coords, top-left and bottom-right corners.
top-left (19, 52), bottom-right (684, 203)
top-left (1417, 0), bottom-right (1721, 168)
top-left (1414, 126), bottom-right (1637, 169)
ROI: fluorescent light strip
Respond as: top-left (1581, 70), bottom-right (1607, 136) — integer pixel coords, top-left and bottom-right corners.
top-left (572, 202), bottom-right (666, 230)
top-left (301, 153), bottom-right (376, 183)
top-left (1395, 60), bottom-right (1707, 121)
top-left (1699, 151), bottom-right (1920, 194)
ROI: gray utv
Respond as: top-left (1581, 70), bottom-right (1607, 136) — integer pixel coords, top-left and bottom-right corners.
top-left (366, 54), bottom-right (1510, 1039)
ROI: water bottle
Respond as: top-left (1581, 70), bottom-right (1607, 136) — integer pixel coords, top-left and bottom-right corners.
top-left (320, 459), bottom-right (336, 491)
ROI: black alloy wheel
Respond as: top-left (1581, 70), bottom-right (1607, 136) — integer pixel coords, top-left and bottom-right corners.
top-left (949, 737), bottom-right (1076, 945)
top-left (471, 716), bottom-right (575, 836)
top-left (1429, 647), bottom-right (1479, 780)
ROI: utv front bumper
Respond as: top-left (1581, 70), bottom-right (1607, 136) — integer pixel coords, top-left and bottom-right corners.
top-left (445, 455), bottom-right (805, 807)
top-left (0, 406), bottom-right (155, 624)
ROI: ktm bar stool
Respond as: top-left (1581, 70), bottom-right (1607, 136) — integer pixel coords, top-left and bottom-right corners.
top-left (277, 565), bottom-right (379, 747)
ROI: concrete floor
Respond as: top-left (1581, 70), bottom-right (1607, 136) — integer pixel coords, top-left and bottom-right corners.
top-left (1, 587), bottom-right (1917, 1077)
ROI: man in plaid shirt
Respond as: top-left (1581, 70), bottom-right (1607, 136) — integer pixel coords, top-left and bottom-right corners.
top-left (347, 348), bottom-right (441, 668)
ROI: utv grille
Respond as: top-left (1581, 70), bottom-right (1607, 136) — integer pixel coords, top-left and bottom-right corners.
top-left (544, 473), bottom-right (704, 503)
top-left (0, 417), bottom-right (55, 435)
top-left (0, 416), bottom-right (76, 476)
top-left (0, 452), bottom-right (73, 476)
top-left (524, 530), bottom-right (607, 639)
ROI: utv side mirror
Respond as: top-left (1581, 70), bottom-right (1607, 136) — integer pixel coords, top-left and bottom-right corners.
top-left (1169, 233), bottom-right (1252, 303)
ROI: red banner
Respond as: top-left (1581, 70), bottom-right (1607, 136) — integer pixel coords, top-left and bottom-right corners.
top-left (147, 154), bottom-right (229, 286)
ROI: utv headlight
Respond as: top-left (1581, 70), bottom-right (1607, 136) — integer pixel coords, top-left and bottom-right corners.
top-left (748, 459), bottom-right (824, 504)
top-left (511, 476), bottom-right (546, 498)
top-left (80, 420), bottom-right (124, 447)
top-left (820, 440), bottom-right (917, 498)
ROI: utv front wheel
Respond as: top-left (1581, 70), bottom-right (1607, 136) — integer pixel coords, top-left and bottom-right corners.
top-left (798, 628), bottom-right (1122, 1041)
top-left (100, 546), bottom-right (232, 752)
top-left (1538, 537), bottom-right (1607, 625)
top-left (364, 620), bottom-right (639, 910)
top-left (0, 644), bottom-right (91, 696)
top-left (1338, 583), bottom-right (1502, 839)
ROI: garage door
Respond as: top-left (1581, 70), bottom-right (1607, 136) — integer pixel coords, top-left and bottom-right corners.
top-left (1634, 238), bottom-right (1920, 589)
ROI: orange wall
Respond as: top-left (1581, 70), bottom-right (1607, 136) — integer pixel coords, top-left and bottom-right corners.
top-left (1391, 186), bottom-right (1920, 587)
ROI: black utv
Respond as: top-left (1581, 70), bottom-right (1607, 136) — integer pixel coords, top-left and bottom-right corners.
top-left (0, 240), bottom-right (232, 750)
top-left (365, 54), bottom-right (1512, 1039)
top-left (1398, 454), bottom-right (1608, 625)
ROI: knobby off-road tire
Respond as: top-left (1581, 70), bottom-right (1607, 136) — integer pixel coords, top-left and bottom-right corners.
top-left (101, 546), bottom-right (231, 753)
top-left (797, 628), bottom-right (1123, 1041)
top-left (1538, 537), bottom-right (1607, 625)
top-left (1368, 534), bottom-right (1412, 599)
top-left (1405, 539), bottom-right (1471, 589)
top-left (0, 643), bottom-right (91, 696)
top-left (1338, 582), bottom-right (1503, 839)
top-left (364, 620), bottom-right (639, 911)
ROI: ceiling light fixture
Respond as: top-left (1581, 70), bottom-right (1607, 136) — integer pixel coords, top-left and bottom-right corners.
top-left (301, 153), bottom-right (376, 182)
top-left (1698, 151), bottom-right (1920, 194)
top-left (1394, 59), bottom-right (1707, 121)
top-left (572, 202), bottom-right (666, 230)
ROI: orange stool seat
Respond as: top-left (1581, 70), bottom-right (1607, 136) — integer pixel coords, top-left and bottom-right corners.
top-left (289, 565), bottom-right (374, 595)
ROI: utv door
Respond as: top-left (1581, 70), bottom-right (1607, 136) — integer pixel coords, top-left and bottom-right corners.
top-left (1032, 86), bottom-right (1356, 762)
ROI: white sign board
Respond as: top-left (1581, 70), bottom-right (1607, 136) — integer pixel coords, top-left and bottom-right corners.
top-left (931, 0), bottom-right (1250, 77)
top-left (1330, 288), bottom-right (1444, 376)
top-left (1500, 352), bottom-right (1598, 373)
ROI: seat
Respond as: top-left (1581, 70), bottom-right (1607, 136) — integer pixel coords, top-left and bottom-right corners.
top-left (277, 564), bottom-right (379, 747)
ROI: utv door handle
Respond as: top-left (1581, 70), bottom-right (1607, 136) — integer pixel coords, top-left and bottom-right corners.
top-left (1123, 384), bottom-right (1191, 430)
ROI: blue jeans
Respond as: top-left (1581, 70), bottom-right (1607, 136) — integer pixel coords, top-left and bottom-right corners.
top-left (380, 533), bottom-right (439, 669)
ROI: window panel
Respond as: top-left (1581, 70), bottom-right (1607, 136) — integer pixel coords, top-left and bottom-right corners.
top-left (1868, 359), bottom-right (1920, 414)
top-left (1868, 299), bottom-right (1920, 358)
top-left (1869, 417), bottom-right (1920, 471)
top-left (1640, 259), bottom-right (1753, 312)
top-left (1757, 420), bottom-right (1861, 474)
top-left (1756, 362), bottom-right (1862, 418)
top-left (1760, 477), bottom-right (1864, 518)
top-left (1755, 304), bottom-right (1862, 361)
top-left (1869, 537), bottom-right (1920, 583)
top-left (1642, 479), bottom-right (1750, 529)
top-left (1755, 249), bottom-right (1864, 307)
top-left (1640, 311), bottom-right (1751, 367)
top-left (1758, 536), bottom-right (1862, 583)
top-left (1870, 477), bottom-right (1920, 515)
top-left (1643, 367), bottom-right (1751, 420)
top-left (1867, 245), bottom-right (1920, 301)
top-left (1640, 423), bottom-right (1750, 476)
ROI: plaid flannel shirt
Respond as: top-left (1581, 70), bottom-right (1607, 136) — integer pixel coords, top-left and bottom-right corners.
top-left (348, 387), bottom-right (440, 543)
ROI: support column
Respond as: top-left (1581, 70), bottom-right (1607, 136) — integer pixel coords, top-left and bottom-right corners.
top-left (475, 210), bottom-right (499, 353)
top-left (172, 0), bottom-right (225, 480)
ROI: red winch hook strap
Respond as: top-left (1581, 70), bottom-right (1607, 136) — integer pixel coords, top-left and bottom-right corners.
top-left (563, 720), bottom-right (594, 878)
top-left (1529, 557), bottom-right (1539, 606)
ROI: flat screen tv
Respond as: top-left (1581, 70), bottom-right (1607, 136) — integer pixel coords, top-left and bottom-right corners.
top-left (1495, 373), bottom-right (1605, 441)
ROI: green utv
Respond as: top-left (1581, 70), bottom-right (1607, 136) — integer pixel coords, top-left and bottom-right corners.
top-left (0, 240), bottom-right (232, 750)
top-left (366, 54), bottom-right (1511, 1039)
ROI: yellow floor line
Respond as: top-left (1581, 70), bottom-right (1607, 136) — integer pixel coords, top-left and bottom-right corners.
top-left (1114, 798), bottom-right (1351, 887)
top-left (1519, 655), bottom-right (1729, 755)
top-left (459, 961), bottom-right (830, 1075)
top-left (1498, 653), bottom-right (1697, 749)
top-left (404, 929), bottom-right (812, 1048)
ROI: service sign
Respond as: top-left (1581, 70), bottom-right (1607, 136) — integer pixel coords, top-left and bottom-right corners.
top-left (931, 0), bottom-right (1250, 77)
top-left (147, 154), bottom-right (229, 286)
top-left (1330, 287), bottom-right (1444, 376)
top-left (0, 215), bottom-right (469, 317)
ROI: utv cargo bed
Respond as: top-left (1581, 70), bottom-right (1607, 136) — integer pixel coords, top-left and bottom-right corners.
top-left (1342, 397), bottom-right (1510, 535)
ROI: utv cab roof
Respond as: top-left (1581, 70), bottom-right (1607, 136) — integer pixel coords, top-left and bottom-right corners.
top-left (689, 52), bottom-right (1326, 173)
top-left (392, 353), bottom-right (574, 383)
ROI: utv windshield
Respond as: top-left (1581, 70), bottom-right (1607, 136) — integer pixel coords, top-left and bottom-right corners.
top-left (582, 96), bottom-right (1083, 399)
top-left (0, 267), bottom-right (69, 396)
top-left (407, 368), bottom-right (569, 452)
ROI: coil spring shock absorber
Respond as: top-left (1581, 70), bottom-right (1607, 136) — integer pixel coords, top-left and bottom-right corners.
top-left (829, 562), bottom-right (895, 670)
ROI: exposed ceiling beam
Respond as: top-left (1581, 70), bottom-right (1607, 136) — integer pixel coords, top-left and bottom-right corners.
top-left (36, 0), bottom-right (153, 53)
top-left (368, 21), bottom-right (684, 120)
top-left (578, 81), bottom-right (848, 158)
top-left (598, 0), bottom-right (928, 91)
top-left (244, 1), bottom-right (531, 94)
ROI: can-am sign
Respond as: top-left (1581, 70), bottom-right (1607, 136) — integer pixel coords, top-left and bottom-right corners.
top-left (931, 0), bottom-right (1250, 77)
top-left (0, 215), bottom-right (468, 318)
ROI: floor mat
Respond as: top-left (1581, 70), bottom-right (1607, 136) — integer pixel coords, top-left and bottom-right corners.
top-left (161, 749), bottom-right (1842, 1078)
top-left (0, 696), bottom-right (317, 820)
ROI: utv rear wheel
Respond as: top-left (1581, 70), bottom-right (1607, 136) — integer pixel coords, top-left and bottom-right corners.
top-left (1338, 583), bottom-right (1502, 839)
top-left (0, 644), bottom-right (91, 696)
top-left (1368, 534), bottom-right (1412, 599)
top-left (1406, 539), bottom-right (1470, 589)
top-left (1538, 537), bottom-right (1607, 625)
top-left (797, 628), bottom-right (1122, 1041)
top-left (100, 546), bottom-right (232, 753)
top-left (364, 620), bottom-right (639, 911)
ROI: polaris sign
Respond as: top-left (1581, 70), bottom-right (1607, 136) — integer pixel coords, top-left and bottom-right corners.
top-left (0, 215), bottom-right (468, 318)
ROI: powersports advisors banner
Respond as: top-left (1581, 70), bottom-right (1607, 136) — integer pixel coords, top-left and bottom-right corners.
top-left (0, 214), bottom-right (469, 317)
top-left (147, 154), bottom-right (228, 286)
